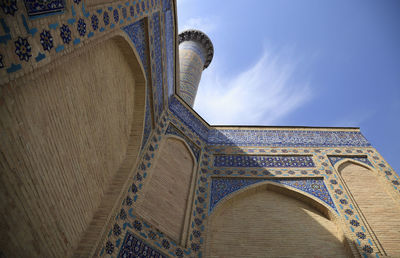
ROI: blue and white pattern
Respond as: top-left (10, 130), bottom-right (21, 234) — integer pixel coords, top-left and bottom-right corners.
top-left (141, 95), bottom-right (152, 150)
top-left (23, 0), bottom-right (64, 17)
top-left (207, 129), bottom-right (371, 147)
top-left (169, 96), bottom-right (371, 147)
top-left (1, 0), bottom-right (17, 15)
top-left (122, 20), bottom-right (148, 72)
top-left (60, 24), bottom-right (71, 44)
top-left (77, 18), bottom-right (86, 37)
top-left (209, 177), bottom-right (337, 213)
top-left (164, 9), bottom-right (174, 98)
top-left (40, 30), bottom-right (53, 52)
top-left (151, 12), bottom-right (164, 121)
top-left (91, 15), bottom-right (99, 31)
top-left (169, 96), bottom-right (209, 141)
top-left (14, 37), bottom-right (32, 62)
top-left (328, 156), bottom-right (373, 167)
top-left (122, 20), bottom-right (152, 149)
top-left (214, 155), bottom-right (315, 168)
top-left (119, 231), bottom-right (167, 258)
top-left (165, 123), bottom-right (201, 161)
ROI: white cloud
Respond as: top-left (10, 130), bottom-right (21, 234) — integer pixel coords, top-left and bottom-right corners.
top-left (193, 47), bottom-right (313, 125)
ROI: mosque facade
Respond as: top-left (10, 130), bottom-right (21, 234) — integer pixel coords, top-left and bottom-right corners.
top-left (0, 0), bottom-right (399, 257)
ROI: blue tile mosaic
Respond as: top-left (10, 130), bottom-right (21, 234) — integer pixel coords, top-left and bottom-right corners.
top-left (151, 12), bottom-right (164, 121)
top-left (23, 0), bottom-right (64, 17)
top-left (162, 0), bottom-right (171, 12)
top-left (169, 96), bottom-right (209, 141)
top-left (209, 177), bottom-right (337, 214)
top-left (122, 20), bottom-right (148, 73)
top-left (141, 95), bottom-right (152, 150)
top-left (328, 156), bottom-right (373, 167)
top-left (169, 97), bottom-right (370, 147)
top-left (122, 19), bottom-right (152, 149)
top-left (214, 155), bottom-right (315, 168)
top-left (165, 123), bottom-right (200, 161)
top-left (119, 231), bottom-right (167, 258)
top-left (207, 129), bottom-right (371, 147)
top-left (164, 9), bottom-right (174, 98)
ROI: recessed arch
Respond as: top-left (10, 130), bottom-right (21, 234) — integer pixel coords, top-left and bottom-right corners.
top-left (135, 135), bottom-right (198, 246)
top-left (209, 179), bottom-right (339, 218)
top-left (205, 181), bottom-right (355, 257)
top-left (337, 161), bottom-right (400, 256)
top-left (0, 31), bottom-right (147, 257)
top-left (335, 158), bottom-right (375, 173)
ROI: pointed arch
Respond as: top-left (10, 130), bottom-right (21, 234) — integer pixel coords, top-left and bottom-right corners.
top-left (334, 158), bottom-right (375, 173)
top-left (206, 181), bottom-right (356, 257)
top-left (0, 30), bottom-right (147, 257)
top-left (337, 161), bottom-right (400, 256)
top-left (135, 136), bottom-right (198, 246)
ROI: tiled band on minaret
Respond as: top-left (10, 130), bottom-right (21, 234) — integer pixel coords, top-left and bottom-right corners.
top-left (178, 30), bottom-right (214, 107)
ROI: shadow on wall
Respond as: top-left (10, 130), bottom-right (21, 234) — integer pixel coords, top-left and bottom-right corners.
top-left (0, 34), bottom-right (146, 257)
top-left (205, 182), bottom-right (353, 257)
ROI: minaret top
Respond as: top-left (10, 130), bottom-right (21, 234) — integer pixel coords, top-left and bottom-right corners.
top-left (178, 30), bottom-right (214, 69)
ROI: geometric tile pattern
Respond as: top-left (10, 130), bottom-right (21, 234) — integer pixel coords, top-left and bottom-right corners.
top-left (328, 156), bottom-right (373, 167)
top-left (122, 20), bottom-right (148, 73)
top-left (23, 0), bottom-right (64, 17)
top-left (150, 12), bottom-right (164, 122)
top-left (169, 97), bottom-right (371, 147)
top-left (2, 0), bottom-right (156, 80)
top-left (209, 177), bottom-right (337, 214)
top-left (119, 231), bottom-right (167, 258)
top-left (165, 123), bottom-right (201, 161)
top-left (169, 96), bottom-right (209, 141)
top-left (214, 155), bottom-right (315, 168)
top-left (164, 9), bottom-right (174, 98)
top-left (122, 19), bottom-right (152, 149)
top-left (208, 129), bottom-right (371, 147)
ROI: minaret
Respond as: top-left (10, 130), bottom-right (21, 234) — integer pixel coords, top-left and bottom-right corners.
top-left (178, 30), bottom-right (214, 107)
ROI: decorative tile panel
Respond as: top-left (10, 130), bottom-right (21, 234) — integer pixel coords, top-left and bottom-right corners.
top-left (208, 129), bottom-right (371, 147)
top-left (165, 123), bottom-right (200, 161)
top-left (328, 156), bottom-right (373, 167)
top-left (164, 9), bottom-right (174, 98)
top-left (23, 0), bottom-right (64, 17)
top-left (150, 12), bottom-right (164, 121)
top-left (169, 96), bottom-right (209, 141)
top-left (122, 19), bottom-right (152, 150)
top-left (209, 177), bottom-right (337, 213)
top-left (122, 19), bottom-right (148, 73)
top-left (119, 231), bottom-right (167, 258)
top-left (168, 97), bottom-right (370, 147)
top-left (214, 155), bottom-right (315, 168)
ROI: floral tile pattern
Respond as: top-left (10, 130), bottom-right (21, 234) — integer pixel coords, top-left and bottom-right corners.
top-left (209, 177), bottom-right (337, 214)
top-left (164, 8), bottom-right (174, 99)
top-left (328, 156), bottom-right (373, 167)
top-left (150, 12), bottom-right (164, 122)
top-left (165, 123), bottom-right (200, 161)
top-left (214, 155), bottom-right (315, 168)
top-left (23, 0), bottom-right (64, 17)
top-left (119, 231), bottom-right (167, 258)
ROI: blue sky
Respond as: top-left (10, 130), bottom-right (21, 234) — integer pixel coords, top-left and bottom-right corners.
top-left (177, 0), bottom-right (400, 174)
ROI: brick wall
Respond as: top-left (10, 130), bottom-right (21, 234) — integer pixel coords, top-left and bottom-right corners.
top-left (0, 36), bottom-right (145, 257)
top-left (136, 137), bottom-right (196, 244)
top-left (339, 162), bottom-right (400, 256)
top-left (205, 184), bottom-right (350, 257)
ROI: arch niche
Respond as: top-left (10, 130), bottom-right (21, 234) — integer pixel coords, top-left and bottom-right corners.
top-left (337, 160), bottom-right (400, 257)
top-left (0, 33), bottom-right (146, 257)
top-left (135, 136), bottom-right (198, 246)
top-left (206, 182), bottom-right (354, 257)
